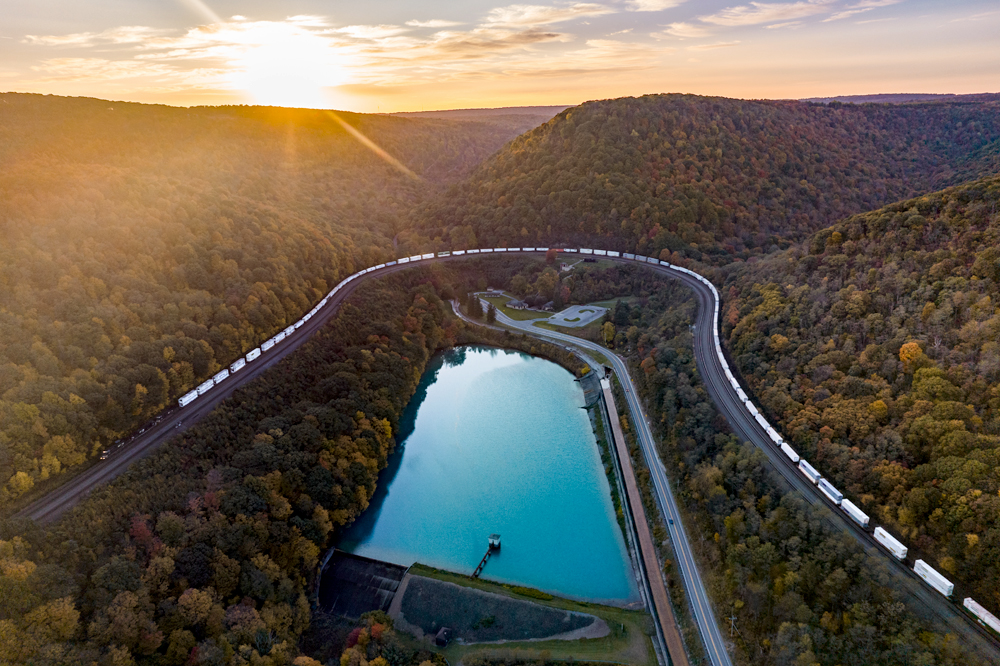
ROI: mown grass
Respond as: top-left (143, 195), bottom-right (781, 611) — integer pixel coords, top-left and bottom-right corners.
top-left (481, 293), bottom-right (552, 321)
top-left (401, 564), bottom-right (656, 666)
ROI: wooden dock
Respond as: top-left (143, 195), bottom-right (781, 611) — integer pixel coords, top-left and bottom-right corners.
top-left (472, 533), bottom-right (501, 579)
top-left (602, 379), bottom-right (690, 666)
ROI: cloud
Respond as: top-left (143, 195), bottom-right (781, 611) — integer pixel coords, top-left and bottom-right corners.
top-left (688, 41), bottom-right (741, 49)
top-left (484, 3), bottom-right (614, 27)
top-left (823, 0), bottom-right (902, 22)
top-left (24, 26), bottom-right (168, 47)
top-left (627, 0), bottom-right (686, 11)
top-left (30, 57), bottom-right (208, 85)
top-left (765, 20), bottom-right (803, 28)
top-left (15, 8), bottom-right (674, 97)
top-left (405, 19), bottom-right (463, 28)
top-left (658, 22), bottom-right (711, 38)
top-left (700, 1), bottom-right (834, 27)
top-left (332, 25), bottom-right (409, 39)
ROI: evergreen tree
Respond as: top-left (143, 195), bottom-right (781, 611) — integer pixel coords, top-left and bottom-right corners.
top-left (486, 303), bottom-right (497, 324)
top-left (468, 294), bottom-right (484, 319)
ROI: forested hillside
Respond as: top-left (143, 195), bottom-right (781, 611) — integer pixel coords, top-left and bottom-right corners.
top-left (467, 260), bottom-right (977, 665)
top-left (722, 175), bottom-right (1000, 614)
top-left (0, 93), bottom-right (534, 505)
top-left (413, 94), bottom-right (1000, 261)
top-left (0, 264), bottom-right (585, 666)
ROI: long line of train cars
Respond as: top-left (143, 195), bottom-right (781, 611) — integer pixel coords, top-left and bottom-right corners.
top-left (167, 245), bottom-right (1000, 636)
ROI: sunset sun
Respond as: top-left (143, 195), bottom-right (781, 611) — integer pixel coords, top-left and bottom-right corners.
top-left (228, 19), bottom-right (348, 108)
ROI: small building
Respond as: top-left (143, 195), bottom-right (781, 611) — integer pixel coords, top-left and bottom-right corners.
top-left (507, 299), bottom-right (529, 310)
top-left (435, 627), bottom-right (453, 646)
top-left (489, 534), bottom-right (501, 549)
top-left (542, 301), bottom-right (555, 312)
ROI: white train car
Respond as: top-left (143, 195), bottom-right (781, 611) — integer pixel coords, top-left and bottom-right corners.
top-left (747, 402), bottom-right (760, 417)
top-left (608, 250), bottom-right (621, 257)
top-left (537, 247), bottom-right (549, 252)
top-left (841, 498), bottom-right (869, 527)
top-left (798, 459), bottom-right (821, 484)
top-left (754, 412), bottom-right (769, 430)
top-left (766, 426), bottom-right (782, 445)
top-left (493, 247), bottom-right (506, 252)
top-left (398, 257), bottom-right (410, 263)
top-left (736, 387), bottom-right (748, 402)
top-left (580, 248), bottom-right (594, 254)
top-left (386, 260), bottom-right (398, 265)
top-left (645, 256), bottom-right (658, 264)
top-left (375, 263), bottom-right (386, 269)
top-left (436, 252), bottom-right (450, 257)
top-left (246, 348), bottom-right (261, 362)
top-left (964, 598), bottom-right (1000, 634)
top-left (914, 560), bottom-right (954, 598)
top-left (594, 249), bottom-right (607, 256)
top-left (818, 478), bottom-right (843, 505)
top-left (213, 369), bottom-right (229, 384)
top-left (294, 320), bottom-right (304, 329)
top-left (274, 332), bottom-right (286, 344)
top-left (480, 248), bottom-right (493, 253)
top-left (467, 249), bottom-right (480, 254)
top-left (197, 379), bottom-right (214, 396)
top-left (422, 253), bottom-right (435, 259)
top-left (283, 325), bottom-right (295, 336)
top-left (230, 358), bottom-right (246, 373)
top-left (624, 253), bottom-right (636, 259)
top-left (874, 527), bottom-right (908, 560)
top-left (563, 248), bottom-right (578, 253)
top-left (179, 390), bottom-right (199, 407)
top-left (523, 247), bottom-right (535, 252)
top-left (660, 260), bottom-right (672, 267)
top-left (780, 442), bottom-right (800, 463)
top-left (261, 339), bottom-right (275, 352)
top-left (408, 254), bottom-right (422, 262)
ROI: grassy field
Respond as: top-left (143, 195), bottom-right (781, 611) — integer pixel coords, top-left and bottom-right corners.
top-left (590, 296), bottom-right (643, 309)
top-left (481, 293), bottom-right (552, 321)
top-left (534, 319), bottom-right (604, 339)
top-left (400, 564), bottom-right (656, 666)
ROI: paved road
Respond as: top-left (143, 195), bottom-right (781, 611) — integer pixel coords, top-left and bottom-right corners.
top-left (506, 258), bottom-right (1000, 664)
top-left (658, 264), bottom-right (1000, 664)
top-left (19, 249), bottom-right (998, 663)
top-left (489, 302), bottom-right (734, 666)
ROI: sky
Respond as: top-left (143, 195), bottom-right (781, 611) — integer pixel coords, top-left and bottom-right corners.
top-left (1, 0), bottom-right (998, 113)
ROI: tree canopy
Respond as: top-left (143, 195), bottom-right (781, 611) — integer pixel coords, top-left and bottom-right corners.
top-left (413, 93), bottom-right (1000, 262)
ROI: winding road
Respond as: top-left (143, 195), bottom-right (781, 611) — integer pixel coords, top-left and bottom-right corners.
top-left (494, 257), bottom-right (1000, 665)
top-left (17, 249), bottom-right (1000, 665)
top-left (488, 300), bottom-right (733, 666)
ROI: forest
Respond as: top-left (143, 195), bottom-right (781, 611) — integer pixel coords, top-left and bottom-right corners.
top-left (0, 261), bottom-right (588, 666)
top-left (464, 259), bottom-right (979, 665)
top-left (0, 93), bottom-right (536, 506)
top-left (412, 94), bottom-right (1000, 262)
top-left (721, 175), bottom-right (1000, 617)
top-left (4, 90), bottom-right (1000, 665)
top-left (0, 270), bottom-right (454, 665)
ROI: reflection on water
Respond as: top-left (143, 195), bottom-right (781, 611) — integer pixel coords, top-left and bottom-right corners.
top-left (337, 346), bottom-right (639, 604)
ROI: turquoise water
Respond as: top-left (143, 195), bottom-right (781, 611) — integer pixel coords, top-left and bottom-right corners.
top-left (338, 346), bottom-right (639, 604)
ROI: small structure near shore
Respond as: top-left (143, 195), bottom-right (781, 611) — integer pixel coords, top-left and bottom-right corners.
top-left (472, 534), bottom-right (501, 579)
top-left (435, 627), bottom-right (453, 646)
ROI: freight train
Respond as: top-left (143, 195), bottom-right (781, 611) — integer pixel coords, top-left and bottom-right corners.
top-left (164, 245), bottom-right (999, 637)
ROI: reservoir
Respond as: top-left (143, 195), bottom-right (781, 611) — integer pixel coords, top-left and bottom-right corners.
top-left (337, 345), bottom-right (640, 604)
